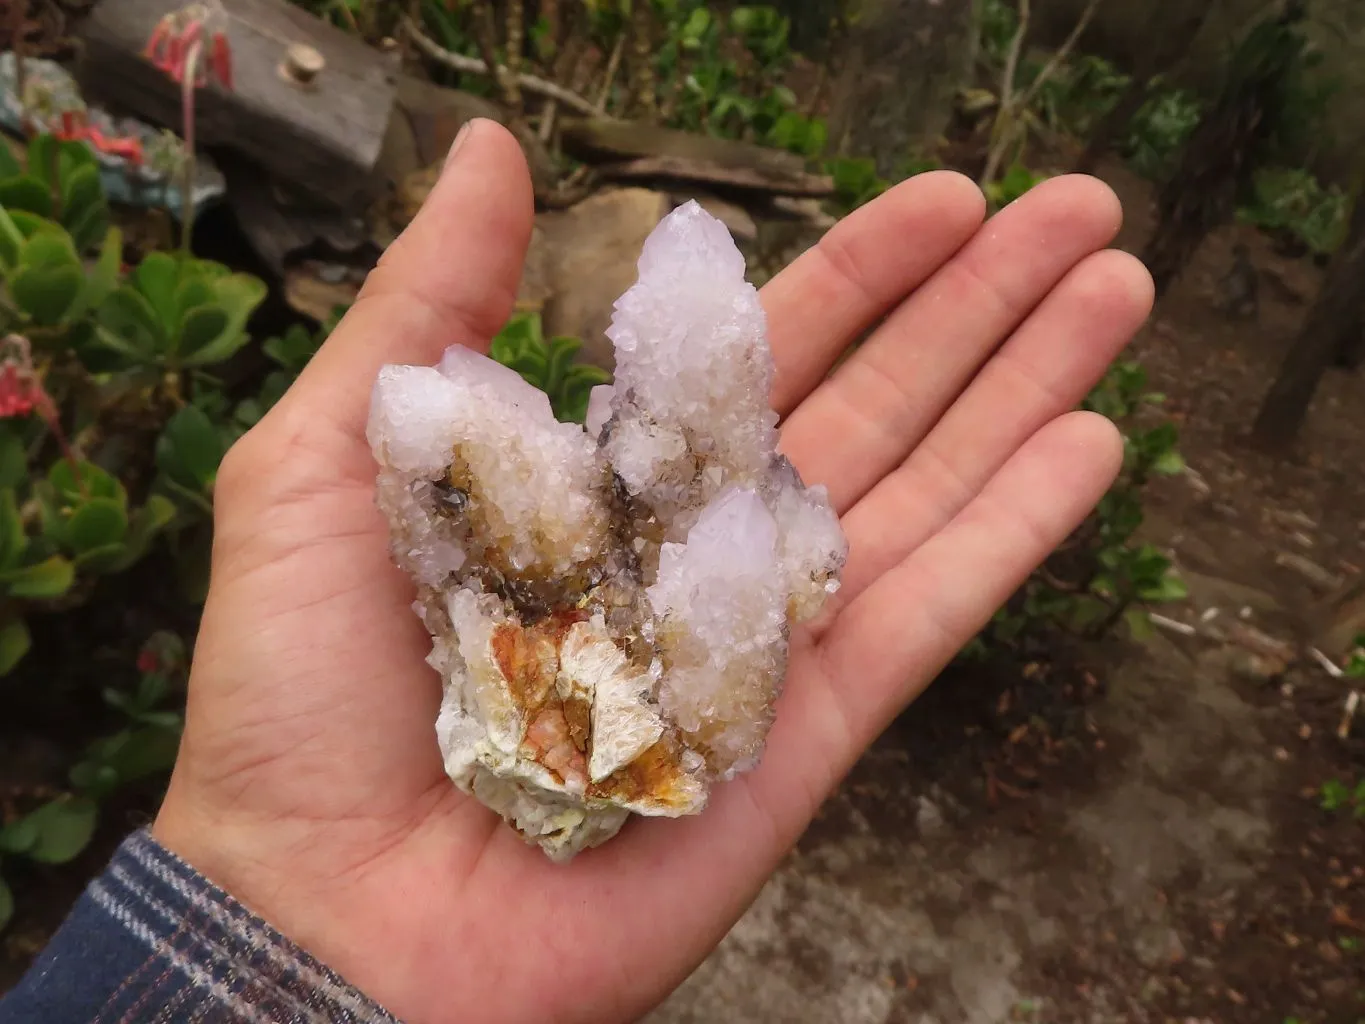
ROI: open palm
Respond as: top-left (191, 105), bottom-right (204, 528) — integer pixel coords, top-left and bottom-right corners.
top-left (151, 120), bottom-right (1152, 1024)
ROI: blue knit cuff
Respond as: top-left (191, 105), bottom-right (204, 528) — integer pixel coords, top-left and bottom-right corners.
top-left (0, 828), bottom-right (399, 1023)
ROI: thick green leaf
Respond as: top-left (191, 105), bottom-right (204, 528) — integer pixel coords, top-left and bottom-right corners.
top-left (60, 165), bottom-right (106, 249)
top-left (0, 206), bottom-right (23, 269)
top-left (1138, 573), bottom-right (1189, 603)
top-left (0, 617), bottom-right (31, 675)
top-left (22, 796), bottom-right (97, 864)
top-left (25, 135), bottom-right (57, 190)
top-left (1152, 449), bottom-right (1186, 475)
top-left (133, 252), bottom-right (182, 332)
top-left (5, 556), bottom-right (75, 599)
top-left (0, 428), bottom-right (26, 491)
top-left (157, 405), bottom-right (224, 489)
top-left (0, 875), bottom-right (11, 932)
top-left (59, 161), bottom-right (101, 215)
top-left (72, 542), bottom-right (128, 574)
top-left (0, 816), bottom-right (38, 855)
top-left (544, 336), bottom-right (581, 394)
top-left (11, 264), bottom-right (84, 325)
top-left (1124, 606), bottom-right (1155, 641)
top-left (83, 227), bottom-right (123, 312)
top-left (49, 459), bottom-right (122, 507)
top-left (173, 278), bottom-right (214, 324)
top-left (262, 324), bottom-right (318, 370)
top-left (56, 138), bottom-right (98, 178)
top-left (19, 227), bottom-right (80, 271)
top-left (101, 495), bottom-right (176, 574)
top-left (188, 257), bottom-right (231, 281)
top-left (81, 725), bottom-right (181, 792)
top-left (0, 175), bottom-right (52, 219)
top-left (96, 286), bottom-right (165, 360)
top-left (179, 277), bottom-right (266, 367)
top-left (0, 143), bottom-right (21, 178)
top-left (175, 305), bottom-right (232, 362)
top-left (63, 204), bottom-right (108, 257)
top-left (211, 272), bottom-right (267, 323)
top-left (0, 489), bottom-right (27, 573)
top-left (65, 498), bottom-right (129, 555)
top-left (68, 760), bottom-right (120, 800)
top-left (133, 494), bottom-right (177, 536)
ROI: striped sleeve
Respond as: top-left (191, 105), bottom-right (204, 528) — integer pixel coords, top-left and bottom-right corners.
top-left (0, 829), bottom-right (401, 1023)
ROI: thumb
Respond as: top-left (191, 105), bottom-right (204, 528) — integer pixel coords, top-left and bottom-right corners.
top-left (283, 118), bottom-right (536, 442)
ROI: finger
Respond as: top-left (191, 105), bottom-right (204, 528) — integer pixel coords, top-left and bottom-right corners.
top-left (816, 411), bottom-right (1122, 756)
top-left (762, 171), bottom-right (986, 416)
top-left (835, 248), bottom-right (1153, 604)
top-left (284, 119), bottom-right (535, 438)
top-left (780, 175), bottom-right (1123, 513)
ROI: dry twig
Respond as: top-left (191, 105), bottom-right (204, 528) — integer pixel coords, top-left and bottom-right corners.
top-left (980, 0), bottom-right (1101, 187)
top-left (401, 15), bottom-right (603, 119)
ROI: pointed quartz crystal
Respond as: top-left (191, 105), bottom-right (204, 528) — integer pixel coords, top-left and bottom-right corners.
top-left (367, 201), bottom-right (848, 861)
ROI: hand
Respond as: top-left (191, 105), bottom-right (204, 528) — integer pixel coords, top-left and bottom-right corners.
top-left (152, 120), bottom-right (1152, 1024)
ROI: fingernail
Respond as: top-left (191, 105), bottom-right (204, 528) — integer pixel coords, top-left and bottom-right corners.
top-left (444, 119), bottom-right (480, 170)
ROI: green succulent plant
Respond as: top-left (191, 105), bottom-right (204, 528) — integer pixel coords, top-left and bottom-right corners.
top-left (94, 252), bottom-right (267, 371)
top-left (489, 312), bottom-right (611, 425)
top-left (33, 458), bottom-right (176, 577)
top-left (0, 134), bottom-right (109, 253)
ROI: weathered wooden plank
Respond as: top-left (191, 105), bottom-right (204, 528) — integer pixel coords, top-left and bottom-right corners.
top-left (595, 155), bottom-right (834, 197)
top-left (560, 118), bottom-right (809, 177)
top-left (76, 0), bottom-right (397, 206)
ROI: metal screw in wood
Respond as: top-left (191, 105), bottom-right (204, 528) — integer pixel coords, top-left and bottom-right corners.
top-left (280, 42), bottom-right (324, 88)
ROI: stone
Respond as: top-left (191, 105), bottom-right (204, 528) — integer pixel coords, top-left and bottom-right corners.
top-left (367, 201), bottom-right (847, 861)
top-left (672, 193), bottom-right (759, 244)
top-left (533, 188), bottom-right (672, 372)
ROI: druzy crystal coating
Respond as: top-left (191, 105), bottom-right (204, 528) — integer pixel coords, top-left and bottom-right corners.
top-left (367, 202), bottom-right (847, 861)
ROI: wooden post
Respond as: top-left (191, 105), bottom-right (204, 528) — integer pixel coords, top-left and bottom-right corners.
top-left (77, 0), bottom-right (398, 207)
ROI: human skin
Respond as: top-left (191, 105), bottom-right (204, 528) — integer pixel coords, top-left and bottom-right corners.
top-left (151, 119), bottom-right (1154, 1024)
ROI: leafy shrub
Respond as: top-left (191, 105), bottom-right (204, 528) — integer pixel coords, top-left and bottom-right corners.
top-left (0, 133), bottom-right (302, 930)
top-left (490, 312), bottom-right (610, 424)
top-left (983, 163), bottom-right (1051, 212)
top-left (964, 360), bottom-right (1188, 658)
top-left (0, 136), bottom-right (275, 668)
top-left (1032, 54), bottom-right (1131, 138)
top-left (1237, 166), bottom-right (1348, 257)
top-left (1123, 83), bottom-right (1203, 182)
top-left (651, 2), bottom-right (826, 157)
top-left (1319, 777), bottom-right (1365, 817)
top-left (0, 630), bottom-right (186, 931)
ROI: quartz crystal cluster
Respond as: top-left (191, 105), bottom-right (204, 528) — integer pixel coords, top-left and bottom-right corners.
top-left (367, 201), bottom-right (848, 861)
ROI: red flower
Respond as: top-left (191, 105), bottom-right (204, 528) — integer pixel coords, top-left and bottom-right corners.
top-left (137, 648), bottom-right (160, 675)
top-left (143, 6), bottom-right (234, 91)
top-left (0, 363), bottom-right (39, 419)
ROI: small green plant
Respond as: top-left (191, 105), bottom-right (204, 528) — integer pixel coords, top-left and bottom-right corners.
top-left (0, 133), bottom-right (268, 669)
top-left (825, 154), bottom-right (941, 216)
top-left (489, 312), bottom-right (610, 424)
top-left (1033, 54), bottom-right (1131, 138)
top-left (232, 310), bottom-right (339, 430)
top-left (827, 156), bottom-right (889, 213)
top-left (0, 631), bottom-right (185, 932)
top-left (984, 163), bottom-right (1051, 212)
top-left (0, 134), bottom-right (108, 252)
top-left (975, 0), bottom-right (1019, 70)
top-left (964, 360), bottom-right (1188, 658)
top-left (1123, 83), bottom-right (1203, 182)
top-left (1347, 636), bottom-right (1365, 678)
top-left (650, 2), bottom-right (821, 154)
top-left (1238, 166), bottom-right (1348, 257)
top-left (93, 252), bottom-right (266, 372)
top-left (1319, 777), bottom-right (1365, 817)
